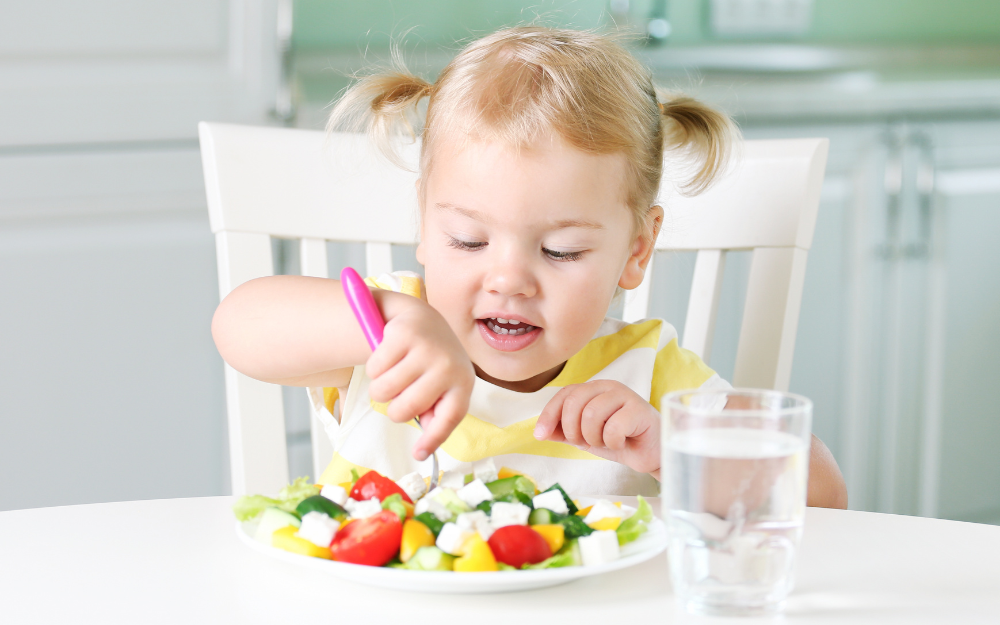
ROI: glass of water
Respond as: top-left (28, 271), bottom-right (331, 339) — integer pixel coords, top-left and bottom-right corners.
top-left (661, 388), bottom-right (812, 616)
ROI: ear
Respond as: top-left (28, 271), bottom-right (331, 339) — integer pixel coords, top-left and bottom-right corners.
top-left (618, 205), bottom-right (663, 290)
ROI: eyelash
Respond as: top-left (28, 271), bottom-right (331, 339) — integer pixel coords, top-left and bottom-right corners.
top-left (447, 237), bottom-right (584, 262)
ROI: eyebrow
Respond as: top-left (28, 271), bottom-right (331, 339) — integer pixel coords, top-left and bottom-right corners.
top-left (434, 202), bottom-right (605, 230)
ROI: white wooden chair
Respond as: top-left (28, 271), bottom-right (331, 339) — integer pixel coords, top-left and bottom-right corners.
top-left (199, 121), bottom-right (828, 496)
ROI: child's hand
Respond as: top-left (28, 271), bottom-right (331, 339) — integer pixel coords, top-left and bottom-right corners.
top-left (365, 298), bottom-right (476, 461)
top-left (534, 380), bottom-right (661, 476)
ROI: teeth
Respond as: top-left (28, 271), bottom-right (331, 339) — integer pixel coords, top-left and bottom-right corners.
top-left (497, 317), bottom-right (508, 324)
top-left (485, 319), bottom-right (535, 335)
top-left (509, 320), bottom-right (520, 325)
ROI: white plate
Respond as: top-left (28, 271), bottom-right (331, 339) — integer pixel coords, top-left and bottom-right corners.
top-left (236, 499), bottom-right (667, 594)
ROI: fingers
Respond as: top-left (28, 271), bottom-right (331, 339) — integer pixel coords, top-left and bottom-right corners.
top-left (412, 389), bottom-right (469, 461)
top-left (367, 352), bottom-right (424, 403)
top-left (365, 336), bottom-right (406, 380)
top-left (384, 370), bottom-right (448, 424)
top-left (580, 392), bottom-right (627, 448)
top-left (536, 382), bottom-right (609, 446)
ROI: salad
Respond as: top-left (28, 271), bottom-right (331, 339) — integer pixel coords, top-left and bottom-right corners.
top-left (233, 459), bottom-right (653, 572)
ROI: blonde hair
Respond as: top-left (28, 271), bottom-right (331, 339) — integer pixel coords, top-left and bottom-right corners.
top-left (328, 26), bottom-right (738, 238)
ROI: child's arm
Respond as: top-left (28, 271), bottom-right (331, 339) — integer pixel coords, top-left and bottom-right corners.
top-left (534, 380), bottom-right (848, 509)
top-left (212, 275), bottom-right (475, 458)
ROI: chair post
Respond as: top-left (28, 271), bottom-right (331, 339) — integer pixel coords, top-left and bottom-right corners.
top-left (682, 249), bottom-right (727, 361)
top-left (215, 230), bottom-right (289, 496)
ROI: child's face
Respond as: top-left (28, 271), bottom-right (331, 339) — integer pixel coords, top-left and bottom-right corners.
top-left (417, 134), bottom-right (654, 393)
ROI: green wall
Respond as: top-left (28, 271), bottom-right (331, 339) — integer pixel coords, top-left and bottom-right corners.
top-left (294, 0), bottom-right (1000, 50)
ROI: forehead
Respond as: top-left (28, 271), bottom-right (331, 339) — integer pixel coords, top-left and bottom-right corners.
top-left (423, 133), bottom-right (629, 223)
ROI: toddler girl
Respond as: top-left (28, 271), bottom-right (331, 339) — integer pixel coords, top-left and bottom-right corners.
top-left (213, 27), bottom-right (846, 506)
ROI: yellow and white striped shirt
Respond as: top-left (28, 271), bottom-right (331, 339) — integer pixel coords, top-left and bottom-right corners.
top-left (311, 271), bottom-right (729, 496)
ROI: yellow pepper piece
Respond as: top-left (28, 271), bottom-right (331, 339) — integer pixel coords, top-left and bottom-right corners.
top-left (531, 524), bottom-right (565, 554)
top-left (401, 501), bottom-right (415, 519)
top-left (271, 525), bottom-right (331, 559)
top-left (588, 517), bottom-right (622, 531)
top-left (576, 505), bottom-right (593, 517)
top-left (454, 535), bottom-right (498, 573)
top-left (400, 519), bottom-right (436, 563)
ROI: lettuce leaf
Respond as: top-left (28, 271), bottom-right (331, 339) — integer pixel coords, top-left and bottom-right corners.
top-left (382, 493), bottom-right (407, 521)
top-left (521, 539), bottom-right (581, 569)
top-left (232, 477), bottom-right (317, 522)
top-left (616, 495), bottom-right (653, 546)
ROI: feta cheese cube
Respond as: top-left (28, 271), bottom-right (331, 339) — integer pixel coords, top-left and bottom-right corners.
top-left (439, 468), bottom-right (467, 490)
top-left (457, 479), bottom-right (493, 508)
top-left (490, 501), bottom-right (531, 528)
top-left (396, 472), bottom-right (427, 502)
top-left (472, 458), bottom-right (498, 484)
top-left (455, 510), bottom-right (487, 531)
top-left (348, 497), bottom-right (383, 520)
top-left (532, 489), bottom-right (569, 515)
top-left (455, 511), bottom-right (494, 541)
top-left (319, 484), bottom-right (348, 506)
top-left (583, 499), bottom-right (623, 525)
top-left (414, 494), bottom-right (453, 522)
top-left (295, 511), bottom-right (339, 548)
top-left (435, 522), bottom-right (473, 556)
top-left (579, 530), bottom-right (620, 566)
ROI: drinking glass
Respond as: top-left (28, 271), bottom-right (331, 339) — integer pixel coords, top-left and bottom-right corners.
top-left (661, 388), bottom-right (812, 616)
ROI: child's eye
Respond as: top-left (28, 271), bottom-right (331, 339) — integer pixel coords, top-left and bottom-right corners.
top-left (448, 237), bottom-right (486, 252)
top-left (544, 248), bottom-right (585, 262)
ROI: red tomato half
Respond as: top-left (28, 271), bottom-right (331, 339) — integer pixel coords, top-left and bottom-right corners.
top-left (487, 525), bottom-right (552, 568)
top-left (329, 510), bottom-right (403, 566)
top-left (350, 470), bottom-right (413, 504)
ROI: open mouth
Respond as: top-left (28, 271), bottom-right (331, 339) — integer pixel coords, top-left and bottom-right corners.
top-left (476, 317), bottom-right (542, 352)
top-left (483, 317), bottom-right (537, 336)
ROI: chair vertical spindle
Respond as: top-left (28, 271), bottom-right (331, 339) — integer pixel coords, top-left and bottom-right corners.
top-left (733, 246), bottom-right (809, 391)
top-left (299, 238), bottom-right (335, 481)
top-left (682, 249), bottom-right (727, 362)
top-left (365, 242), bottom-right (394, 278)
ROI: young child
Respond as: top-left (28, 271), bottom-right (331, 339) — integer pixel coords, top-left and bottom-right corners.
top-left (213, 27), bottom-right (847, 507)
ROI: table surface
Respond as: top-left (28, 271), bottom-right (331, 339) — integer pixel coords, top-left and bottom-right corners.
top-left (3, 496), bottom-right (1000, 624)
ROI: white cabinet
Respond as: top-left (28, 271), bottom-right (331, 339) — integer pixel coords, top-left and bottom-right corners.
top-left (0, 1), bottom-right (282, 510)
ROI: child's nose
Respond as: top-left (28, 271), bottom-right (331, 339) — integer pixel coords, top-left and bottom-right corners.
top-left (482, 255), bottom-right (538, 298)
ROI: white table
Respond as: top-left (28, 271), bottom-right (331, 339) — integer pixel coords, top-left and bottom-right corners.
top-left (3, 497), bottom-right (999, 624)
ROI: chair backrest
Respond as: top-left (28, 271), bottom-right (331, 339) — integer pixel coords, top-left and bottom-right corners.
top-left (199, 121), bottom-right (828, 496)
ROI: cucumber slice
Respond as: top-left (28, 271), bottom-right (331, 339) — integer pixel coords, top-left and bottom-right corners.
top-left (405, 546), bottom-right (455, 571)
top-left (295, 495), bottom-right (347, 520)
top-left (558, 514), bottom-right (594, 539)
top-left (528, 508), bottom-right (565, 526)
top-left (485, 476), bottom-right (535, 499)
top-left (254, 507), bottom-right (301, 544)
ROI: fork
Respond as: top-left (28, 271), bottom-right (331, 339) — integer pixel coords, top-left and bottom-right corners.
top-left (340, 267), bottom-right (440, 491)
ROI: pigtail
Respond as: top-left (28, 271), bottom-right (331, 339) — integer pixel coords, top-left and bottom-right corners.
top-left (326, 67), bottom-right (433, 168)
top-left (658, 93), bottom-right (739, 195)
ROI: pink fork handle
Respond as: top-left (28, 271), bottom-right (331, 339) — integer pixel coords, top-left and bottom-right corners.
top-left (340, 267), bottom-right (385, 351)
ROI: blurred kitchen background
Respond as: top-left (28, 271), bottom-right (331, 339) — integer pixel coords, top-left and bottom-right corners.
top-left (2, 1), bottom-right (998, 525)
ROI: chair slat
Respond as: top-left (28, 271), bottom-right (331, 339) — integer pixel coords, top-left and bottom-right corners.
top-left (366, 241), bottom-right (394, 278)
top-left (733, 246), bottom-right (809, 391)
top-left (298, 238), bottom-right (335, 481)
top-left (214, 231), bottom-right (288, 495)
top-left (622, 260), bottom-right (654, 323)
top-left (682, 249), bottom-right (727, 361)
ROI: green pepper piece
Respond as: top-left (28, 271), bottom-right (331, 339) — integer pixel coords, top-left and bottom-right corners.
top-left (485, 476), bottom-right (535, 499)
top-left (295, 495), bottom-right (347, 520)
top-left (414, 512), bottom-right (445, 537)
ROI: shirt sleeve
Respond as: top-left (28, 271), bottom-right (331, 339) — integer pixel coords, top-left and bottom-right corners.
top-left (649, 337), bottom-right (727, 412)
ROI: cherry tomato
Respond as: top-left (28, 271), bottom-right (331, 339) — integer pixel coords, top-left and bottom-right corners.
top-left (487, 525), bottom-right (553, 568)
top-left (350, 470), bottom-right (413, 504)
top-left (329, 510), bottom-right (403, 566)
